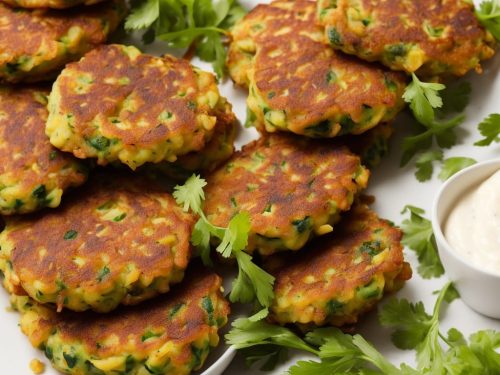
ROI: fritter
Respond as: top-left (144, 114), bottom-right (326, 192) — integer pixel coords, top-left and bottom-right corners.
top-left (12, 267), bottom-right (229, 375)
top-left (144, 110), bottom-right (238, 181)
top-left (317, 0), bottom-right (496, 77)
top-left (227, 0), bottom-right (406, 138)
top-left (2, 0), bottom-right (104, 9)
top-left (0, 1), bottom-right (126, 83)
top-left (46, 44), bottom-right (235, 170)
top-left (203, 134), bottom-right (370, 256)
top-left (0, 86), bottom-right (88, 215)
top-left (0, 173), bottom-right (195, 313)
top-left (266, 199), bottom-right (412, 327)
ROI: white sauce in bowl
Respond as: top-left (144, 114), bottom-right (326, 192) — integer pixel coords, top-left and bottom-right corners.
top-left (444, 169), bottom-right (500, 274)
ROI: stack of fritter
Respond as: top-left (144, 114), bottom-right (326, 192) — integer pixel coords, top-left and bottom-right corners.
top-left (0, 0), bottom-right (496, 373)
top-left (217, 0), bottom-right (494, 328)
top-left (0, 1), bottom-right (237, 373)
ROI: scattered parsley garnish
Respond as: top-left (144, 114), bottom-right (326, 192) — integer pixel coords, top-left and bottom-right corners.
top-left (63, 229), bottom-right (78, 241)
top-left (438, 157), bottom-right (477, 181)
top-left (414, 150), bottom-right (443, 182)
top-left (173, 175), bottom-right (274, 313)
top-left (125, 0), bottom-right (247, 78)
top-left (414, 152), bottom-right (477, 182)
top-left (226, 316), bottom-right (418, 373)
top-left (474, 113), bottom-right (500, 146)
top-left (380, 282), bottom-right (500, 374)
top-left (476, 0), bottom-right (500, 41)
top-left (401, 75), bottom-right (468, 167)
top-left (400, 205), bottom-right (444, 279)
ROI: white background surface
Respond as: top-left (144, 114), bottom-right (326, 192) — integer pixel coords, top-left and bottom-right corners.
top-left (1, 0), bottom-right (499, 374)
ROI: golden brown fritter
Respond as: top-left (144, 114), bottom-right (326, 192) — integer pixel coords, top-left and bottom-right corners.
top-left (46, 44), bottom-right (235, 170)
top-left (0, 1), bottom-right (126, 83)
top-left (317, 0), bottom-right (496, 76)
top-left (227, 0), bottom-right (406, 138)
top-left (13, 267), bottom-right (230, 375)
top-left (144, 109), bottom-right (239, 181)
top-left (0, 86), bottom-right (88, 215)
top-left (203, 134), bottom-right (370, 256)
top-left (266, 199), bottom-right (412, 327)
top-left (2, 0), bottom-right (104, 9)
top-left (0, 173), bottom-right (195, 313)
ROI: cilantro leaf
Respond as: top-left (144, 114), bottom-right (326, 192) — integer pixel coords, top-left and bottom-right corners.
top-left (379, 298), bottom-right (432, 350)
top-left (174, 175), bottom-right (274, 313)
top-left (474, 113), bottom-right (500, 146)
top-left (438, 81), bottom-right (471, 115)
top-left (217, 212), bottom-right (251, 257)
top-left (438, 157), bottom-right (477, 181)
top-left (125, 0), bottom-right (159, 30)
top-left (400, 205), bottom-right (444, 278)
top-left (239, 345), bottom-right (289, 371)
top-left (400, 75), bottom-right (468, 168)
top-left (414, 150), bottom-right (443, 182)
top-left (173, 174), bottom-right (206, 215)
top-left (476, 0), bottom-right (500, 41)
top-left (403, 74), bottom-right (445, 126)
top-left (231, 251), bottom-right (275, 308)
top-left (191, 218), bottom-right (213, 266)
top-left (125, 0), bottom-right (247, 77)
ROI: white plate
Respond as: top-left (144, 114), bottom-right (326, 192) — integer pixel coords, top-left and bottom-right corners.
top-left (1, 0), bottom-right (499, 374)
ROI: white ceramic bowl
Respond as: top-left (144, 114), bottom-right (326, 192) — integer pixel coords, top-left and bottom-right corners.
top-left (432, 158), bottom-right (500, 319)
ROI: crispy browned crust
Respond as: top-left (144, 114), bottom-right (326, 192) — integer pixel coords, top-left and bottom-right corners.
top-left (0, 86), bottom-right (87, 197)
top-left (227, 0), bottom-right (406, 136)
top-left (266, 200), bottom-right (412, 326)
top-left (318, 0), bottom-right (496, 76)
top-left (27, 268), bottom-right (229, 358)
top-left (0, 1), bottom-right (125, 77)
top-left (57, 46), bottom-right (207, 149)
top-left (203, 134), bottom-right (369, 253)
top-left (6, 173), bottom-right (194, 298)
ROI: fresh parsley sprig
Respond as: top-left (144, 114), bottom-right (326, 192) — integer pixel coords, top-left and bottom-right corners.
top-left (125, 0), bottom-right (247, 77)
top-left (380, 282), bottom-right (500, 374)
top-left (476, 0), bottom-right (500, 41)
top-left (400, 205), bottom-right (444, 279)
top-left (173, 175), bottom-right (275, 312)
top-left (475, 113), bottom-right (500, 146)
top-left (226, 318), bottom-right (418, 374)
top-left (414, 151), bottom-right (477, 182)
top-left (401, 76), bottom-right (469, 167)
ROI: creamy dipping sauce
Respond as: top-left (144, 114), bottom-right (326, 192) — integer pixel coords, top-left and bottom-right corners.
top-left (444, 169), bottom-right (500, 274)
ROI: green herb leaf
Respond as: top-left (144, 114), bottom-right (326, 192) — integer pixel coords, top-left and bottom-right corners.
top-left (174, 175), bottom-right (275, 312)
top-left (173, 174), bottom-right (206, 215)
top-left (476, 0), bottom-right (500, 41)
top-left (125, 0), bottom-right (159, 30)
top-left (400, 205), bottom-right (444, 278)
top-left (438, 157), bottom-right (477, 181)
top-left (379, 298), bottom-right (433, 349)
top-left (438, 81), bottom-right (471, 115)
top-left (403, 74), bottom-right (445, 126)
top-left (414, 150), bottom-right (443, 182)
top-left (125, 0), bottom-right (247, 77)
top-left (474, 113), bottom-right (500, 146)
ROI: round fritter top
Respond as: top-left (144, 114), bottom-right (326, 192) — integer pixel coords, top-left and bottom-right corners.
top-left (317, 0), bottom-right (496, 76)
top-left (0, 86), bottom-right (87, 215)
top-left (203, 134), bottom-right (370, 254)
top-left (16, 268), bottom-right (229, 374)
top-left (227, 0), bottom-right (406, 137)
top-left (0, 1), bottom-right (126, 82)
top-left (1, 0), bottom-right (104, 9)
top-left (266, 200), bottom-right (412, 325)
top-left (47, 44), bottom-right (233, 169)
top-left (0, 173), bottom-right (194, 311)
